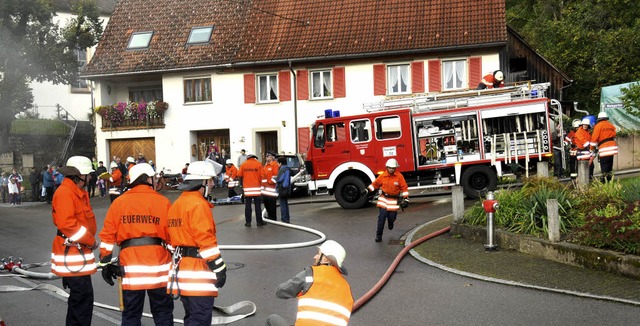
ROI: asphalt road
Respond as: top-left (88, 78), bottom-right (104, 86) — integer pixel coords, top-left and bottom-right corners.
top-left (1, 190), bottom-right (639, 325)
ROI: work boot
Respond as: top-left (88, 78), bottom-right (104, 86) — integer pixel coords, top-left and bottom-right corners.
top-left (388, 221), bottom-right (394, 230)
top-left (375, 236), bottom-right (382, 242)
top-left (244, 223), bottom-right (251, 227)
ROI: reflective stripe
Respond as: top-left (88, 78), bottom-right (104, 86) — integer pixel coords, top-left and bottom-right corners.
top-left (401, 191), bottom-right (409, 197)
top-left (298, 298), bottom-right (351, 319)
top-left (199, 246), bottom-right (220, 259)
top-left (51, 263), bottom-right (96, 273)
top-left (100, 242), bottom-right (114, 251)
top-left (168, 282), bottom-right (217, 292)
top-left (124, 263), bottom-right (171, 273)
top-left (261, 187), bottom-right (278, 197)
top-left (599, 146), bottom-right (618, 156)
top-left (305, 276), bottom-right (314, 283)
top-left (122, 275), bottom-right (168, 285)
top-left (173, 270), bottom-right (216, 279)
top-left (69, 226), bottom-right (87, 242)
top-left (51, 252), bottom-right (95, 262)
top-left (243, 187), bottom-right (262, 196)
top-left (296, 311), bottom-right (348, 326)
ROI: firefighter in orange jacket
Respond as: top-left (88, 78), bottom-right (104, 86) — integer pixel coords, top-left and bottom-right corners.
top-left (99, 163), bottom-right (173, 325)
top-left (564, 119), bottom-right (581, 178)
top-left (575, 118), bottom-right (594, 179)
top-left (166, 161), bottom-right (227, 325)
top-left (108, 161), bottom-right (124, 203)
top-left (266, 240), bottom-right (353, 326)
top-left (262, 151), bottom-right (279, 220)
top-left (590, 111), bottom-right (618, 182)
top-left (50, 156), bottom-right (99, 326)
top-left (224, 159), bottom-right (238, 198)
top-left (365, 158), bottom-right (409, 242)
top-left (237, 153), bottom-right (266, 226)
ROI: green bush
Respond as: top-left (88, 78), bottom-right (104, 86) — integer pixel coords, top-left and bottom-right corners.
top-left (11, 119), bottom-right (70, 136)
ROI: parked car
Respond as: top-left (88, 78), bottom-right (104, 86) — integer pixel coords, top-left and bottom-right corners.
top-left (276, 153), bottom-right (310, 196)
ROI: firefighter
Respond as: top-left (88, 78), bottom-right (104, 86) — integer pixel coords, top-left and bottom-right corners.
top-left (575, 118), bottom-right (594, 179)
top-left (477, 70), bottom-right (505, 89)
top-left (237, 153), bottom-right (266, 226)
top-left (125, 156), bottom-right (136, 183)
top-left (108, 161), bottom-right (124, 203)
top-left (166, 160), bottom-right (227, 325)
top-left (564, 119), bottom-right (581, 178)
top-left (99, 163), bottom-right (173, 325)
top-left (590, 111), bottom-right (618, 182)
top-left (261, 151), bottom-right (279, 220)
top-left (224, 159), bottom-right (238, 198)
top-left (364, 158), bottom-right (409, 242)
top-left (266, 240), bottom-right (353, 326)
top-left (50, 156), bottom-right (99, 326)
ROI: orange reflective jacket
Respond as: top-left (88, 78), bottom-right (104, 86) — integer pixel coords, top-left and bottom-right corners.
top-left (224, 165), bottom-right (238, 187)
top-left (109, 168), bottom-right (123, 187)
top-left (261, 160), bottom-right (278, 197)
top-left (574, 128), bottom-right (592, 161)
top-left (99, 185), bottom-right (172, 290)
top-left (167, 191), bottom-right (224, 297)
top-left (296, 265), bottom-right (354, 326)
top-left (368, 171), bottom-right (409, 211)
top-left (238, 157), bottom-right (263, 197)
top-left (590, 120), bottom-right (618, 157)
top-left (51, 178), bottom-right (97, 276)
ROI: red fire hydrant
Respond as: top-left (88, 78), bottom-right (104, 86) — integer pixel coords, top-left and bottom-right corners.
top-left (483, 192), bottom-right (499, 251)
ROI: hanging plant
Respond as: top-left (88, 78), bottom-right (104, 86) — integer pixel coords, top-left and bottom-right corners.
top-left (95, 101), bottom-right (168, 126)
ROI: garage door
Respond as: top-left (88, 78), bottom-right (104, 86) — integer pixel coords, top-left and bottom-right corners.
top-left (109, 138), bottom-right (156, 163)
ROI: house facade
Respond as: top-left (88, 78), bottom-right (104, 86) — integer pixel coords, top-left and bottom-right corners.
top-left (83, 0), bottom-right (569, 171)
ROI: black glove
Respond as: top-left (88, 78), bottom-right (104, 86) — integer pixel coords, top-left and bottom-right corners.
top-left (400, 198), bottom-right (409, 209)
top-left (99, 255), bottom-right (117, 286)
top-left (89, 240), bottom-right (99, 251)
top-left (207, 258), bottom-right (227, 288)
top-left (361, 188), bottom-right (369, 197)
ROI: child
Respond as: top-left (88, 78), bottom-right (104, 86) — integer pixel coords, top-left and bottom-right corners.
top-left (8, 177), bottom-right (20, 205)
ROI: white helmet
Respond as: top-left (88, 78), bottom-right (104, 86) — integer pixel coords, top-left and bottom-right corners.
top-left (110, 162), bottom-right (118, 169)
top-left (225, 159), bottom-right (233, 165)
top-left (581, 118), bottom-right (591, 126)
top-left (493, 70), bottom-right (504, 82)
top-left (184, 161), bottom-right (217, 180)
top-left (126, 156), bottom-right (135, 163)
top-left (128, 163), bottom-right (155, 184)
top-left (571, 119), bottom-right (581, 128)
top-left (318, 240), bottom-right (346, 268)
top-left (597, 111), bottom-right (608, 120)
top-left (385, 158), bottom-right (399, 168)
top-left (61, 156), bottom-right (94, 175)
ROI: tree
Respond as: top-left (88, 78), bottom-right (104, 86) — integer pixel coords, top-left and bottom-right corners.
top-left (621, 83), bottom-right (640, 118)
top-left (507, 0), bottom-right (640, 115)
top-left (0, 0), bottom-right (103, 152)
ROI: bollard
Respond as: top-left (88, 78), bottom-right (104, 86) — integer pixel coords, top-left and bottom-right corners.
top-left (483, 191), bottom-right (499, 251)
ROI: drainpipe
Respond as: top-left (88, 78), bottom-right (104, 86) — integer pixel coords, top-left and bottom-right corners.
top-left (289, 61), bottom-right (298, 153)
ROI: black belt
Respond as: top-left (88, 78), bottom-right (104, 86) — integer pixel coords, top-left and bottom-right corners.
top-left (56, 230), bottom-right (67, 239)
top-left (120, 237), bottom-right (164, 250)
top-left (177, 246), bottom-right (201, 258)
top-left (598, 137), bottom-right (616, 146)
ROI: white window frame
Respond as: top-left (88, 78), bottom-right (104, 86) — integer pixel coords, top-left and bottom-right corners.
top-left (310, 69), bottom-right (333, 99)
top-left (187, 26), bottom-right (214, 45)
top-left (183, 77), bottom-right (212, 103)
top-left (257, 74), bottom-right (278, 103)
top-left (387, 64), bottom-right (410, 95)
top-left (72, 48), bottom-right (89, 91)
top-left (442, 59), bottom-right (467, 91)
top-left (127, 31), bottom-right (153, 49)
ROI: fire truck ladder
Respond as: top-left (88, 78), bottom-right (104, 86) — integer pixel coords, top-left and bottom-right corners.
top-left (363, 82), bottom-right (551, 113)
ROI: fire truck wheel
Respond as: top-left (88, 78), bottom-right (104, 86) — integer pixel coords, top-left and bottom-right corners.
top-left (335, 175), bottom-right (369, 209)
top-left (461, 165), bottom-right (497, 199)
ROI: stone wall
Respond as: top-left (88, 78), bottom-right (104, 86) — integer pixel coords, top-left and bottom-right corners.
top-left (0, 134), bottom-right (68, 175)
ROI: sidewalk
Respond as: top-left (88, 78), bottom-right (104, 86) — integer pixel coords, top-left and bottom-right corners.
top-left (406, 215), bottom-right (640, 306)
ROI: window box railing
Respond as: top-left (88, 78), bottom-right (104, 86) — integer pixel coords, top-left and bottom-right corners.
top-left (96, 101), bottom-right (167, 131)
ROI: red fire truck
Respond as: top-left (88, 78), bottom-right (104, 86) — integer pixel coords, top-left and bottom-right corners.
top-left (305, 83), bottom-right (561, 208)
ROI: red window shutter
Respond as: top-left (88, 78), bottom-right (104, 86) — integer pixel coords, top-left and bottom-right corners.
top-left (428, 60), bottom-right (441, 92)
top-left (297, 70), bottom-right (309, 100)
top-left (333, 67), bottom-right (346, 98)
top-left (468, 57), bottom-right (482, 89)
top-left (411, 61), bottom-right (425, 93)
top-left (279, 71), bottom-right (291, 102)
top-left (298, 127), bottom-right (310, 155)
top-left (373, 64), bottom-right (386, 96)
top-left (243, 74), bottom-right (255, 103)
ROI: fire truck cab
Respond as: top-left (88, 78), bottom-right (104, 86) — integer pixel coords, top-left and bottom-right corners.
top-left (305, 83), bottom-right (559, 209)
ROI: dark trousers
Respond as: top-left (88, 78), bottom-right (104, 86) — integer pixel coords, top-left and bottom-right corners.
top-left (122, 287), bottom-right (173, 326)
top-left (599, 155), bottom-right (614, 182)
top-left (263, 195), bottom-right (277, 220)
top-left (180, 295), bottom-right (215, 326)
top-left (376, 208), bottom-right (397, 238)
top-left (1, 185), bottom-right (7, 203)
top-left (109, 193), bottom-right (120, 203)
top-left (31, 183), bottom-right (39, 201)
top-left (569, 154), bottom-right (577, 178)
top-left (553, 149), bottom-right (563, 177)
top-left (46, 186), bottom-right (54, 203)
top-left (244, 195), bottom-right (263, 224)
top-left (279, 197), bottom-right (290, 223)
top-left (62, 275), bottom-right (93, 326)
top-left (228, 186), bottom-right (237, 198)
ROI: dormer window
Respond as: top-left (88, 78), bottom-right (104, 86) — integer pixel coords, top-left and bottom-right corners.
top-left (187, 26), bottom-right (214, 45)
top-left (127, 31), bottom-right (153, 49)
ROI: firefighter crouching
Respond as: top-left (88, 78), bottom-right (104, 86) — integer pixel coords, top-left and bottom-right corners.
top-left (50, 156), bottom-right (99, 326)
top-left (224, 159), bottom-right (238, 198)
top-left (590, 111), bottom-right (618, 182)
top-left (574, 118), bottom-right (594, 179)
top-left (99, 163), bottom-right (174, 325)
top-left (167, 160), bottom-right (227, 325)
top-left (364, 158), bottom-right (409, 243)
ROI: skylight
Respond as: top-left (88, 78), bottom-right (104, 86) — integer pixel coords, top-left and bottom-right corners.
top-left (127, 31), bottom-right (153, 49)
top-left (187, 26), bottom-right (214, 45)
